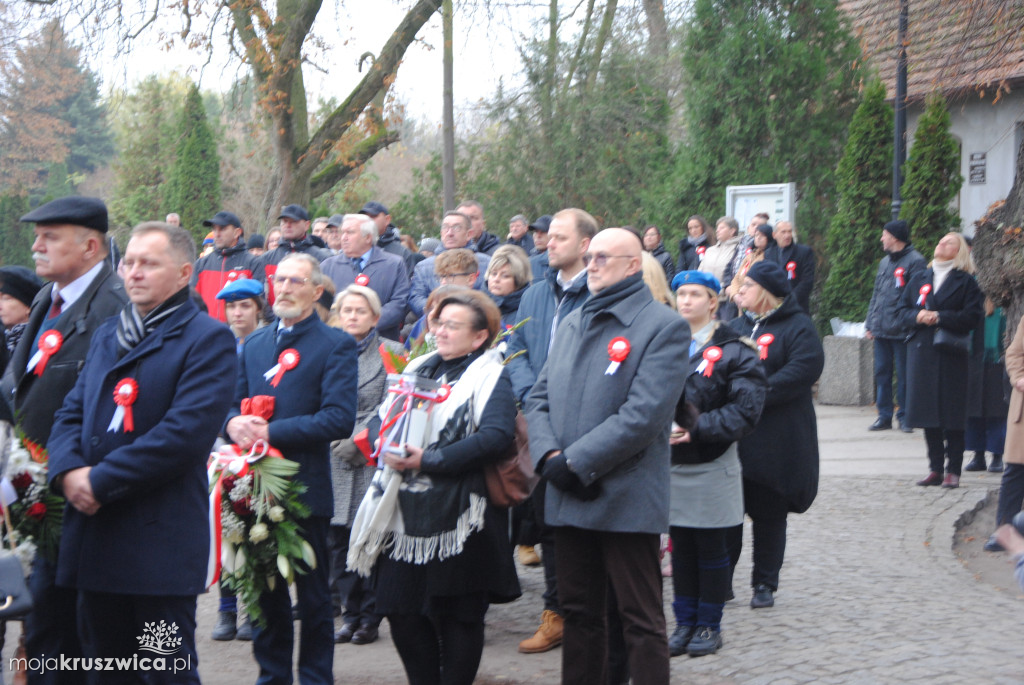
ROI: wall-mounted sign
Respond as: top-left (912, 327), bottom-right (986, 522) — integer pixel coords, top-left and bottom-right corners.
top-left (969, 152), bottom-right (986, 185)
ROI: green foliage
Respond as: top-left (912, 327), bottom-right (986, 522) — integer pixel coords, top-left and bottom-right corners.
top-left (0, 194), bottom-right (33, 268)
top-left (662, 0), bottom-right (862, 247)
top-left (899, 91), bottom-right (963, 250)
top-left (163, 82), bottom-right (221, 243)
top-left (819, 80), bottom-right (893, 325)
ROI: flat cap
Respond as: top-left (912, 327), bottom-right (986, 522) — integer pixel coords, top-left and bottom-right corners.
top-left (278, 204), bottom-right (310, 222)
top-left (203, 211), bottom-right (242, 228)
top-left (20, 196), bottom-right (108, 233)
top-left (359, 201), bottom-right (389, 217)
top-left (216, 278), bottom-right (264, 302)
top-left (0, 266), bottom-right (44, 308)
top-left (672, 270), bottom-right (721, 294)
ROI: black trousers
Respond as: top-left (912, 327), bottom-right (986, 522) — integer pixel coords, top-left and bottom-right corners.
top-left (554, 527), bottom-right (668, 685)
top-left (25, 555), bottom-right (83, 685)
top-left (727, 479), bottom-right (789, 592)
top-left (386, 594), bottom-right (488, 685)
top-left (327, 524), bottom-right (380, 627)
top-left (924, 427), bottom-right (966, 476)
top-left (77, 591), bottom-right (199, 685)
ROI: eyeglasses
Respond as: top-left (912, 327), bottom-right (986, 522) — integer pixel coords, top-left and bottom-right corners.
top-left (441, 224), bottom-right (468, 234)
top-left (582, 253), bottom-right (633, 268)
top-left (272, 275), bottom-right (311, 287)
top-left (438, 272), bottom-right (476, 282)
top-left (435, 319), bottom-right (473, 332)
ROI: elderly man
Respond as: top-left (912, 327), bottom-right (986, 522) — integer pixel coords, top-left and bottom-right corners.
top-left (321, 214), bottom-right (410, 340)
top-left (765, 220), bottom-right (815, 314)
top-left (526, 226), bottom-right (690, 685)
top-left (192, 210), bottom-right (261, 322)
top-left (507, 214), bottom-right (535, 254)
top-left (4, 196), bottom-right (128, 685)
top-left (323, 214), bottom-right (344, 253)
top-left (227, 253), bottom-right (357, 685)
top-left (359, 201), bottom-right (421, 275)
top-left (457, 200), bottom-right (500, 255)
top-left (260, 204), bottom-right (332, 306)
top-left (407, 211), bottom-right (491, 316)
top-left (48, 222), bottom-right (237, 684)
top-left (165, 212), bottom-right (181, 227)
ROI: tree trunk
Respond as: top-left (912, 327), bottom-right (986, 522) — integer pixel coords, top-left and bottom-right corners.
top-left (641, 0), bottom-right (668, 58)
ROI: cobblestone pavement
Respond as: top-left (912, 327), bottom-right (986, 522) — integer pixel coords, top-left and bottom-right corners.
top-left (8, 405), bottom-right (1022, 683)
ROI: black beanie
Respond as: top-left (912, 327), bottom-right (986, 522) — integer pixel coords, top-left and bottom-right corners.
top-left (756, 223), bottom-right (775, 243)
top-left (747, 260), bottom-right (791, 298)
top-left (0, 266), bottom-right (43, 308)
top-left (883, 220), bottom-right (910, 244)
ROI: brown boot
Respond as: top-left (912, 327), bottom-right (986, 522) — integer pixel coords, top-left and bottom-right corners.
top-left (518, 609), bottom-right (564, 653)
top-left (517, 545), bottom-right (541, 566)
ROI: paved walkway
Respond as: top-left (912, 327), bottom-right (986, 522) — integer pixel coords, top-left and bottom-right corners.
top-left (8, 405), bottom-right (1021, 683)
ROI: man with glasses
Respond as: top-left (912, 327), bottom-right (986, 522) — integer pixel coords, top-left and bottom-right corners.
top-left (408, 211), bottom-right (491, 316)
top-left (321, 214), bottom-right (409, 340)
top-left (227, 252), bottom-right (357, 685)
top-left (526, 226), bottom-right (690, 685)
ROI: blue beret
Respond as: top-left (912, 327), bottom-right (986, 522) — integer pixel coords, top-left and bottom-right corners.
top-left (671, 270), bottom-right (721, 294)
top-left (216, 278), bottom-right (264, 302)
top-left (20, 196), bottom-right (108, 233)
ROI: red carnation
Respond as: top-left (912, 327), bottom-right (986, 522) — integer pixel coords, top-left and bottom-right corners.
top-left (231, 498), bottom-right (252, 517)
top-left (25, 503), bottom-right (46, 521)
top-left (11, 472), bottom-right (32, 492)
top-left (221, 475), bottom-right (237, 493)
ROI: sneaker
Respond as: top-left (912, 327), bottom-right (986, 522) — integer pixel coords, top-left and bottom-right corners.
top-left (668, 625), bottom-right (694, 657)
top-left (518, 609), bottom-right (563, 653)
top-left (236, 612), bottom-right (253, 641)
top-left (517, 545), bottom-right (541, 566)
top-left (989, 455), bottom-right (1004, 473)
top-left (211, 612), bottom-right (237, 641)
top-left (686, 626), bottom-right (723, 657)
top-left (750, 584), bottom-right (774, 609)
top-left (984, 534), bottom-right (1005, 552)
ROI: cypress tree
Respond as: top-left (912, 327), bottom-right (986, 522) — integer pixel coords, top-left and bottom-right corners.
top-left (0, 194), bottom-right (34, 268)
top-left (899, 91), bottom-right (963, 249)
top-left (819, 80), bottom-right (893, 325)
top-left (163, 83), bottom-right (221, 243)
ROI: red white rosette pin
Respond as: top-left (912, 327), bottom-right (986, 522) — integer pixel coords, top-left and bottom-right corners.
top-left (696, 346), bottom-right (723, 377)
top-left (916, 284), bottom-right (931, 306)
top-left (696, 246), bottom-right (706, 260)
top-left (107, 378), bottom-right (139, 433)
top-left (894, 267), bottom-right (905, 288)
top-left (786, 261), bottom-right (797, 280)
top-left (354, 274), bottom-right (370, 287)
top-left (605, 337), bottom-right (630, 375)
top-left (264, 349), bottom-right (300, 387)
top-left (756, 333), bottom-right (775, 361)
top-left (28, 329), bottom-right (62, 376)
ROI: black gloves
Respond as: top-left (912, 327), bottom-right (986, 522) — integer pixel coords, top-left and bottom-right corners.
top-left (542, 454), bottom-right (601, 501)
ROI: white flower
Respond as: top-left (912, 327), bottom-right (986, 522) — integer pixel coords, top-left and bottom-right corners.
top-left (268, 506), bottom-right (285, 522)
top-left (249, 522), bottom-right (269, 544)
top-left (222, 511), bottom-right (246, 544)
top-left (12, 538), bottom-right (37, 576)
top-left (228, 474), bottom-right (253, 502)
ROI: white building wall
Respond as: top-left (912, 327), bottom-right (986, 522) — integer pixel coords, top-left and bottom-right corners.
top-left (906, 90), bottom-right (1024, 236)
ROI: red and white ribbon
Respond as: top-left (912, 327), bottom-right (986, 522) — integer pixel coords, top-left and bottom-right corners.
top-left (355, 274), bottom-right (370, 287)
top-left (696, 346), bottom-right (723, 377)
top-left (696, 246), bottom-right (706, 260)
top-left (757, 333), bottom-right (775, 360)
top-left (916, 284), bottom-right (931, 307)
top-left (894, 267), bottom-right (905, 288)
top-left (264, 349), bottom-right (300, 387)
top-left (226, 269), bottom-right (252, 283)
top-left (107, 378), bottom-right (139, 433)
top-left (28, 330), bottom-right (62, 376)
top-left (786, 261), bottom-right (797, 281)
top-left (605, 337), bottom-right (631, 375)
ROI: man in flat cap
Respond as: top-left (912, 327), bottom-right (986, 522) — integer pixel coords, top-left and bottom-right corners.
top-left (260, 204), bottom-right (332, 308)
top-left (4, 195), bottom-right (128, 685)
top-left (191, 210), bottom-right (262, 323)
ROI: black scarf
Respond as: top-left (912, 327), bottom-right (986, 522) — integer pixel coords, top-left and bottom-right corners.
top-left (116, 287), bottom-right (190, 356)
top-left (580, 272), bottom-right (644, 328)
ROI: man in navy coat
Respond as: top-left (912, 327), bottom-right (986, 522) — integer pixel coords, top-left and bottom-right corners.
top-left (48, 222), bottom-right (237, 684)
top-left (227, 252), bottom-right (357, 685)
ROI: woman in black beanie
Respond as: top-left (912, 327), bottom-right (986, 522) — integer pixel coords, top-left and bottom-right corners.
top-left (728, 261), bottom-right (824, 610)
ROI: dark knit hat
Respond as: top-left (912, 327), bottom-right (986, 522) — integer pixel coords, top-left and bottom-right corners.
top-left (883, 220), bottom-right (909, 244)
top-left (0, 266), bottom-right (43, 308)
top-left (20, 196), bottom-right (108, 233)
top-left (247, 234), bottom-right (265, 250)
top-left (746, 260), bottom-right (791, 298)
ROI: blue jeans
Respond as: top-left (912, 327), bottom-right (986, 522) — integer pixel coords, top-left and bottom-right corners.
top-left (874, 337), bottom-right (907, 423)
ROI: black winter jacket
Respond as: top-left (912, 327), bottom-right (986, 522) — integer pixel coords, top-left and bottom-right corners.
top-left (865, 244), bottom-right (927, 339)
top-left (673, 323), bottom-right (767, 465)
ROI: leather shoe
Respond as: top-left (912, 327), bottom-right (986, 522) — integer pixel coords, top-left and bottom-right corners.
top-left (989, 455), bottom-right (1004, 472)
top-left (941, 473), bottom-right (960, 489)
top-left (351, 623), bottom-right (379, 645)
top-left (750, 584), bottom-right (774, 609)
top-left (916, 471), bottom-right (943, 486)
top-left (898, 421), bottom-right (913, 433)
top-left (334, 622), bottom-right (357, 644)
top-left (668, 625), bottom-right (694, 657)
top-left (868, 417), bottom-right (891, 431)
top-left (236, 612), bottom-right (253, 641)
top-left (964, 453), bottom-right (987, 471)
top-left (686, 626), bottom-right (723, 657)
top-left (984, 534), bottom-right (1005, 552)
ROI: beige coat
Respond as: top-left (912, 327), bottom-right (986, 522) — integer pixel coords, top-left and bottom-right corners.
top-left (700, 235), bottom-right (741, 285)
top-left (1003, 314), bottom-right (1024, 464)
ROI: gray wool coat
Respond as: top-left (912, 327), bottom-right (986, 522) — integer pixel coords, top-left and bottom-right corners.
top-left (525, 279), bottom-right (691, 534)
top-left (330, 332), bottom-right (404, 526)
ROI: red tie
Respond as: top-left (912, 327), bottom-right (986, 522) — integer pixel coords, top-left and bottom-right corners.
top-left (49, 293), bottom-right (63, 318)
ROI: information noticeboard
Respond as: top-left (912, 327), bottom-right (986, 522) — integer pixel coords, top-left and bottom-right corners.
top-left (724, 183), bottom-right (796, 228)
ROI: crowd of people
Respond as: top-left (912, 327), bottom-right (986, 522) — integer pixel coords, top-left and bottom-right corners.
top-left (1, 192), bottom-right (1021, 685)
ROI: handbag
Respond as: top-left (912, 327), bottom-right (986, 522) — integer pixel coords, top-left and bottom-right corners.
top-left (484, 411), bottom-right (539, 508)
top-left (0, 499), bottom-right (33, 621)
top-left (933, 327), bottom-right (970, 355)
